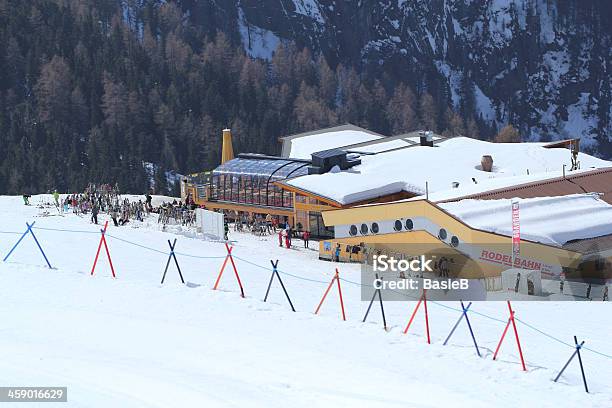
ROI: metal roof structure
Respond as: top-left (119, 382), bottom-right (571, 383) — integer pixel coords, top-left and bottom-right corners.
top-left (213, 156), bottom-right (310, 180)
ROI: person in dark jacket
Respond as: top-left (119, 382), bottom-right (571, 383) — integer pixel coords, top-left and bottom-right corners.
top-left (91, 204), bottom-right (99, 225)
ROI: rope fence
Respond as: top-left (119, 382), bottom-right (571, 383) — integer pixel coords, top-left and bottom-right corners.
top-left (1, 223), bottom-right (611, 367)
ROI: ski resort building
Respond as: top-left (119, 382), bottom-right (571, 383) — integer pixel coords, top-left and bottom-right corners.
top-left (183, 125), bottom-right (612, 239)
top-left (320, 194), bottom-right (612, 285)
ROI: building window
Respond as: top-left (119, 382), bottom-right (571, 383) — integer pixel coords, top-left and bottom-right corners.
top-left (360, 223), bottom-right (369, 235)
top-left (439, 228), bottom-right (447, 240)
top-left (405, 219), bottom-right (414, 230)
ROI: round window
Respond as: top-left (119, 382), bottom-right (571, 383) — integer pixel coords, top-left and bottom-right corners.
top-left (349, 225), bottom-right (358, 236)
top-left (394, 220), bottom-right (402, 231)
top-left (360, 223), bottom-right (369, 235)
top-left (439, 228), bottom-right (448, 240)
top-left (451, 236), bottom-right (459, 247)
top-left (405, 219), bottom-right (414, 230)
top-left (371, 222), bottom-right (379, 234)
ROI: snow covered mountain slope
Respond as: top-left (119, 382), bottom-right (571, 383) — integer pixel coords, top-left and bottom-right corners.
top-left (0, 195), bottom-right (610, 407)
top-left (201, 0), bottom-right (611, 156)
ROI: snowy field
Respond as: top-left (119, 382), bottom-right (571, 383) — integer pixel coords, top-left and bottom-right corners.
top-left (0, 195), bottom-right (610, 407)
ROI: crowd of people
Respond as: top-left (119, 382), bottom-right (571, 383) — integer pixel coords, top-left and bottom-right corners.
top-left (25, 186), bottom-right (317, 250)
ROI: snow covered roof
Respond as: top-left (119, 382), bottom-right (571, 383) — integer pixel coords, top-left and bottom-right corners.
top-left (284, 137), bottom-right (612, 205)
top-left (280, 124), bottom-right (383, 159)
top-left (439, 194), bottom-right (612, 247)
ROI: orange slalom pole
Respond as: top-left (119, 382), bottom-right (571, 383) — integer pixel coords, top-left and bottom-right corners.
top-left (213, 245), bottom-right (232, 290)
top-left (315, 272), bottom-right (336, 315)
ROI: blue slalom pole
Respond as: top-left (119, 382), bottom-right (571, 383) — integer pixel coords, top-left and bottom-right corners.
top-left (554, 336), bottom-right (588, 393)
top-left (2, 221), bottom-right (52, 269)
top-left (27, 222), bottom-right (52, 269)
top-left (462, 300), bottom-right (481, 357)
top-left (443, 301), bottom-right (481, 357)
top-left (3, 221), bottom-right (35, 262)
top-left (443, 301), bottom-right (472, 345)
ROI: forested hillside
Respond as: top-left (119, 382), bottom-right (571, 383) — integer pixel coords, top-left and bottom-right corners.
top-left (0, 0), bottom-right (608, 194)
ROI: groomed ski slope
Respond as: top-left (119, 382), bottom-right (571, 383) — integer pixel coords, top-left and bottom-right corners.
top-left (0, 195), bottom-right (610, 408)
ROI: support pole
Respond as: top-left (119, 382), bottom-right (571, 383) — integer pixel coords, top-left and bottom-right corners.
top-left (493, 301), bottom-right (526, 371)
top-left (443, 301), bottom-right (480, 356)
top-left (3, 221), bottom-right (52, 268)
top-left (362, 273), bottom-right (388, 330)
top-left (161, 239), bottom-right (185, 284)
top-left (575, 336), bottom-right (589, 393)
top-left (403, 289), bottom-right (430, 343)
top-left (263, 260), bottom-right (295, 312)
top-left (213, 243), bottom-right (244, 298)
top-left (554, 338), bottom-right (587, 391)
top-left (90, 221), bottom-right (116, 278)
top-left (314, 269), bottom-right (346, 320)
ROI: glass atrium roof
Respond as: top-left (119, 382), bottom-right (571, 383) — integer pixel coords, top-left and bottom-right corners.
top-left (213, 157), bottom-right (310, 180)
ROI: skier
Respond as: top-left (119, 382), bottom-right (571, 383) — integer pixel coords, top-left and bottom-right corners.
top-left (284, 228), bottom-right (290, 249)
top-left (91, 204), bottom-right (99, 225)
top-left (224, 221), bottom-right (229, 241)
top-left (53, 190), bottom-right (60, 207)
top-left (278, 229), bottom-right (283, 247)
top-left (303, 230), bottom-right (310, 248)
top-left (22, 194), bottom-right (31, 206)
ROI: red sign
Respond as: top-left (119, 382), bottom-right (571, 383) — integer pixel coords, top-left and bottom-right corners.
top-left (511, 201), bottom-right (520, 256)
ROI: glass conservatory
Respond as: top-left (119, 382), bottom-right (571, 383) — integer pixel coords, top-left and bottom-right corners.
top-left (209, 154), bottom-right (310, 209)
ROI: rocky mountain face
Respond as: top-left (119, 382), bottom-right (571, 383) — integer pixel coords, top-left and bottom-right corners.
top-left (187, 0), bottom-right (611, 157)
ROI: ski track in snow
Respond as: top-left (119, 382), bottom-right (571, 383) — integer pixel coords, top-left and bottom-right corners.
top-left (0, 195), bottom-right (610, 407)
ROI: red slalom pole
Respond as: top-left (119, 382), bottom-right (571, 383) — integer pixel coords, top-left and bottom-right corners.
top-left (213, 244), bottom-right (244, 297)
top-left (423, 290), bottom-right (430, 344)
top-left (404, 289), bottom-right (430, 343)
top-left (335, 269), bottom-right (346, 321)
top-left (315, 269), bottom-right (346, 320)
top-left (508, 301), bottom-right (527, 371)
top-left (90, 223), bottom-right (106, 275)
top-left (91, 221), bottom-right (116, 278)
top-left (493, 318), bottom-right (511, 360)
top-left (493, 301), bottom-right (527, 371)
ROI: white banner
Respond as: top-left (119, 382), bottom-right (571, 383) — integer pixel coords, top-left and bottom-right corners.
top-left (195, 208), bottom-right (224, 240)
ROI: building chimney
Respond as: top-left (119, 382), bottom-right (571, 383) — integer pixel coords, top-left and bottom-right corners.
top-left (481, 155), bottom-right (493, 172)
top-left (419, 130), bottom-right (434, 147)
top-left (221, 128), bottom-right (234, 164)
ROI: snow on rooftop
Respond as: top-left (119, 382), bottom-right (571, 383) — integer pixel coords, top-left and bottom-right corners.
top-left (411, 166), bottom-right (603, 203)
top-left (288, 130), bottom-right (382, 159)
top-left (439, 194), bottom-right (612, 246)
top-left (286, 137), bottom-right (612, 204)
top-left (347, 138), bottom-right (413, 154)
